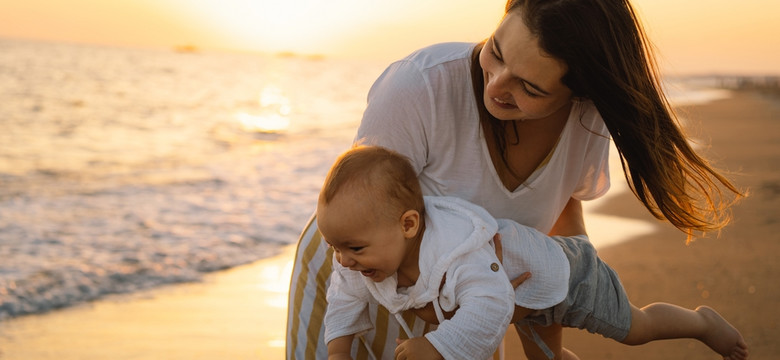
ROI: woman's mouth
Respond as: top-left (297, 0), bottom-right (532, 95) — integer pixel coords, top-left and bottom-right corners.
top-left (492, 97), bottom-right (517, 109)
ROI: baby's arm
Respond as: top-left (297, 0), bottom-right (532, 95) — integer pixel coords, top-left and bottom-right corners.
top-left (324, 263), bottom-right (373, 359)
top-left (327, 334), bottom-right (355, 360)
top-left (423, 256), bottom-right (516, 359)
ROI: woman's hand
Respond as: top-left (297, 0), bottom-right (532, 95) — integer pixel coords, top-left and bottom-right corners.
top-left (493, 233), bottom-right (531, 288)
top-left (394, 337), bottom-right (443, 360)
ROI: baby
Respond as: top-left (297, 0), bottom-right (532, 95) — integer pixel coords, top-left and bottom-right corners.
top-left (319, 145), bottom-right (748, 360)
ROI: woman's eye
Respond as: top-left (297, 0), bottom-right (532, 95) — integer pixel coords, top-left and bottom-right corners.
top-left (490, 47), bottom-right (502, 62)
top-left (522, 85), bottom-right (542, 98)
top-left (487, 38), bottom-right (500, 60)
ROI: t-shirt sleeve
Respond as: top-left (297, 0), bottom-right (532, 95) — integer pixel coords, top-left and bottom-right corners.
top-left (355, 60), bottom-right (433, 174)
top-left (424, 250), bottom-right (515, 360)
top-left (496, 219), bottom-right (571, 309)
top-left (572, 107), bottom-right (611, 201)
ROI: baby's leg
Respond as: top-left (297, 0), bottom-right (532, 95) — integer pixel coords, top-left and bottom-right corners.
top-left (514, 323), bottom-right (581, 360)
top-left (622, 303), bottom-right (748, 359)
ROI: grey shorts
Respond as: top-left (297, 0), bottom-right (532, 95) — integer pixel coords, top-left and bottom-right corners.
top-left (518, 235), bottom-right (632, 341)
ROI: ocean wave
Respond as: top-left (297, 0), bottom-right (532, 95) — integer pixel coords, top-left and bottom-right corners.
top-left (0, 240), bottom-right (281, 319)
top-left (0, 170), bottom-right (318, 320)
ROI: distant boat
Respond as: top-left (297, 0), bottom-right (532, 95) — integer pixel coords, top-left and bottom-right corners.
top-left (275, 51), bottom-right (297, 58)
top-left (275, 51), bottom-right (326, 61)
top-left (174, 45), bottom-right (198, 53)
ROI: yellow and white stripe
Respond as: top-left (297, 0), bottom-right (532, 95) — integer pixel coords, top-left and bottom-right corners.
top-left (286, 214), bottom-right (331, 359)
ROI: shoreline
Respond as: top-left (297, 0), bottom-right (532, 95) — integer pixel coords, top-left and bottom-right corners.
top-left (0, 245), bottom-right (297, 359)
top-left (1, 89), bottom-right (778, 359)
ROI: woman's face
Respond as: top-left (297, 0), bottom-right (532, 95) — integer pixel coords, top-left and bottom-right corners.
top-left (479, 11), bottom-right (574, 122)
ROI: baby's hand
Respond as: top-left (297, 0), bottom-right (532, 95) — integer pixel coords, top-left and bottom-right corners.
top-left (394, 337), bottom-right (442, 360)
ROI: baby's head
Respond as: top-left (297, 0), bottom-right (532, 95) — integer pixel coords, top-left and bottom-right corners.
top-left (316, 145), bottom-right (425, 281)
top-left (318, 145), bottom-right (424, 222)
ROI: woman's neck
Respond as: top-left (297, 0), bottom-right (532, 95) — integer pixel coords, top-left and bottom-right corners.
top-left (486, 102), bottom-right (572, 190)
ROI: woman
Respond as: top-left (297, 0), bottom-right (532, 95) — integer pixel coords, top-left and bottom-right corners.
top-left (286, 0), bottom-right (741, 359)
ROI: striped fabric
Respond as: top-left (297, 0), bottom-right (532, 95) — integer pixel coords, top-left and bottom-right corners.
top-left (285, 215), bottom-right (503, 359)
top-left (286, 214), bottom-right (332, 359)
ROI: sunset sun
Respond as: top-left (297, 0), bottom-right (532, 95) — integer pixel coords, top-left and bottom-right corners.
top-left (165, 0), bottom-right (419, 57)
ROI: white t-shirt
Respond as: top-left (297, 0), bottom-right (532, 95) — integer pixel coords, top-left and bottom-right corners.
top-left (356, 42), bottom-right (611, 233)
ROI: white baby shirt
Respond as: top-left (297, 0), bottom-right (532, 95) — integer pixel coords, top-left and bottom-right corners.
top-left (325, 196), bottom-right (571, 359)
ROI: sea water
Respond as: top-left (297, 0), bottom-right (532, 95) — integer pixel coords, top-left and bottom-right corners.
top-left (0, 39), bottom-right (731, 320)
top-left (0, 38), bottom-right (386, 319)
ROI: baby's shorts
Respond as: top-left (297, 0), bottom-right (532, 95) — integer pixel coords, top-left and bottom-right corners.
top-left (518, 235), bottom-right (632, 342)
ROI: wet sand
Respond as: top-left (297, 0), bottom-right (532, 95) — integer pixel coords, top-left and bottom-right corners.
top-left (0, 246), bottom-right (296, 359)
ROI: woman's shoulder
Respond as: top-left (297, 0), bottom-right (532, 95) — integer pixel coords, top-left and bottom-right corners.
top-left (571, 99), bottom-right (609, 137)
top-left (399, 42), bottom-right (476, 71)
top-left (367, 42), bottom-right (477, 103)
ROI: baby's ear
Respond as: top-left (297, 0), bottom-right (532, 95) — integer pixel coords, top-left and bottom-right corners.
top-left (400, 209), bottom-right (420, 237)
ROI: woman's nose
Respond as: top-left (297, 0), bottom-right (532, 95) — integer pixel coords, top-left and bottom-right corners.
top-left (488, 68), bottom-right (511, 91)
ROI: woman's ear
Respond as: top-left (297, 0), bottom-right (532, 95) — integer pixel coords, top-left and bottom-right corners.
top-left (400, 209), bottom-right (420, 238)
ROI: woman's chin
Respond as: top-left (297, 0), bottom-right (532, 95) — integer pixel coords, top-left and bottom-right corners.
top-left (486, 103), bottom-right (521, 121)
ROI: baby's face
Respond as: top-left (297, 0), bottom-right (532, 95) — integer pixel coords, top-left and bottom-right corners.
top-left (317, 193), bottom-right (409, 283)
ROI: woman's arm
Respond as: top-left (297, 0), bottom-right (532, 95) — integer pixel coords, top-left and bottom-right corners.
top-left (548, 197), bottom-right (586, 236)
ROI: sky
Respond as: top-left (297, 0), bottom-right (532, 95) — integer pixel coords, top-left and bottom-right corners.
top-left (1, 0), bottom-right (778, 75)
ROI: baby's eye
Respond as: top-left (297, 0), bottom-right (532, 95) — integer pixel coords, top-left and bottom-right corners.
top-left (349, 246), bottom-right (364, 252)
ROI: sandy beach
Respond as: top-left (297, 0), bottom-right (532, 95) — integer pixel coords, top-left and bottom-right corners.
top-left (1, 88), bottom-right (778, 359)
top-left (512, 88), bottom-right (780, 359)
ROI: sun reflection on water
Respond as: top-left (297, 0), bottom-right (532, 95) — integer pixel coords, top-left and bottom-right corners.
top-left (259, 86), bottom-right (291, 112)
top-left (235, 85), bottom-right (292, 133)
top-left (236, 112), bottom-right (290, 133)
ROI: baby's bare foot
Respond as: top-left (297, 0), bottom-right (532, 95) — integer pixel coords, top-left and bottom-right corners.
top-left (696, 306), bottom-right (748, 359)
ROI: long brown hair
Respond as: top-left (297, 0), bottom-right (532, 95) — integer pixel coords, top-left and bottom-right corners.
top-left (473, 0), bottom-right (743, 240)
